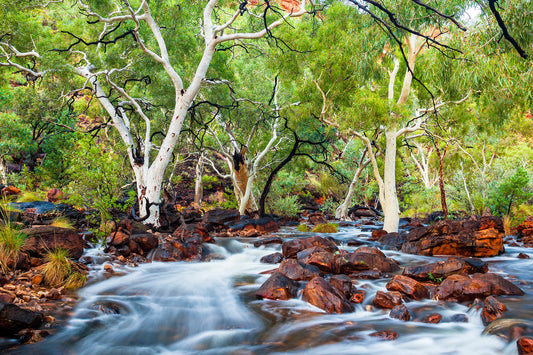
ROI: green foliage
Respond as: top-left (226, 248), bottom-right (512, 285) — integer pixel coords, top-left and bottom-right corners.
top-left (311, 223), bottom-right (339, 233)
top-left (428, 272), bottom-right (443, 284)
top-left (490, 167), bottom-right (532, 216)
top-left (0, 198), bottom-right (27, 273)
top-left (65, 134), bottom-right (134, 230)
top-left (51, 217), bottom-right (74, 229)
top-left (297, 224), bottom-right (309, 232)
top-left (16, 191), bottom-right (44, 203)
top-left (202, 175), bottom-right (219, 189)
top-left (320, 198), bottom-right (339, 216)
top-left (269, 195), bottom-right (302, 218)
top-left (41, 248), bottom-right (86, 289)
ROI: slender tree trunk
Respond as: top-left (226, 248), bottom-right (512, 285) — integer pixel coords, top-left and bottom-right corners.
top-left (336, 158), bottom-right (370, 220)
top-left (194, 151), bottom-right (205, 205)
top-left (383, 128), bottom-right (400, 232)
top-left (0, 156), bottom-right (7, 185)
top-left (434, 144), bottom-right (449, 219)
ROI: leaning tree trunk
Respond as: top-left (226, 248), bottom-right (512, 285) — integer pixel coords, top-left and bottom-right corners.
top-left (233, 150), bottom-right (257, 214)
top-left (382, 128), bottom-right (400, 233)
top-left (336, 158), bottom-right (370, 220)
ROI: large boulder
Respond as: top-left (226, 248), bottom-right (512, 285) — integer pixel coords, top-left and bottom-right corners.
top-left (516, 217), bottom-right (533, 245)
top-left (282, 236), bottom-right (338, 259)
top-left (386, 275), bottom-right (429, 300)
top-left (278, 259), bottom-right (321, 281)
top-left (402, 258), bottom-right (488, 281)
top-left (0, 303), bottom-right (43, 336)
top-left (401, 216), bottom-right (505, 257)
top-left (481, 296), bottom-right (507, 326)
top-left (335, 252), bottom-right (400, 274)
top-left (297, 248), bottom-right (336, 273)
top-left (373, 290), bottom-right (403, 309)
top-left (256, 272), bottom-right (299, 300)
top-left (22, 225), bottom-right (84, 259)
top-left (302, 277), bottom-right (354, 313)
top-left (204, 208), bottom-right (240, 226)
top-left (435, 273), bottom-right (523, 302)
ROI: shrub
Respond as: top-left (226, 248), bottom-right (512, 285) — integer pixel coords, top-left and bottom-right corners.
top-left (297, 224), bottom-right (309, 232)
top-left (268, 195), bottom-right (302, 218)
top-left (311, 223), bottom-right (338, 233)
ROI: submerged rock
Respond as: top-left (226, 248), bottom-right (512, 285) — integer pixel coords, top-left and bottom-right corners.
top-left (481, 296), bottom-right (507, 326)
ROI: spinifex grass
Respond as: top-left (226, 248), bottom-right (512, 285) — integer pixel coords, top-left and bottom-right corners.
top-left (41, 248), bottom-right (87, 288)
top-left (0, 197), bottom-right (26, 273)
top-left (51, 216), bottom-right (75, 229)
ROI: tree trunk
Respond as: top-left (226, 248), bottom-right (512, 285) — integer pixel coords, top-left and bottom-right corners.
top-left (0, 156), bottom-right (7, 185)
top-left (233, 150), bottom-right (257, 214)
top-left (382, 128), bottom-right (400, 233)
top-left (435, 144), bottom-right (449, 219)
top-left (194, 152), bottom-right (205, 205)
top-left (336, 157), bottom-right (370, 220)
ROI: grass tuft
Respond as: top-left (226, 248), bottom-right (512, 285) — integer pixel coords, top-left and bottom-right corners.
top-left (297, 224), bottom-right (309, 232)
top-left (51, 217), bottom-right (74, 229)
top-left (311, 223), bottom-right (339, 233)
top-left (0, 198), bottom-right (27, 273)
top-left (41, 248), bottom-right (74, 287)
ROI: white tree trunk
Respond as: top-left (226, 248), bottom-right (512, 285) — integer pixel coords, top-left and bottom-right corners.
top-left (0, 156), bottom-right (7, 185)
top-left (382, 128), bottom-right (400, 233)
top-left (194, 152), bottom-right (205, 205)
top-left (336, 155), bottom-right (370, 220)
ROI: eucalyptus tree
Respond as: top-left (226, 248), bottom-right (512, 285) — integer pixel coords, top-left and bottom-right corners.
top-left (0, 0), bottom-right (311, 226)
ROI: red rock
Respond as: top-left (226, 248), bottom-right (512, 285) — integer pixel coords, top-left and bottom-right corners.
top-left (373, 291), bottom-right (403, 309)
top-left (335, 252), bottom-right (400, 274)
top-left (421, 313), bottom-right (442, 323)
top-left (253, 237), bottom-right (283, 247)
top-left (351, 290), bottom-right (366, 303)
top-left (204, 208), bottom-right (240, 226)
top-left (22, 225), bottom-right (84, 260)
top-left (302, 277), bottom-right (354, 313)
top-left (46, 188), bottom-right (66, 203)
top-left (256, 272), bottom-right (298, 300)
top-left (45, 288), bottom-right (62, 300)
top-left (1, 185), bottom-right (21, 196)
top-left (369, 330), bottom-right (398, 340)
top-left (390, 304), bottom-right (410, 321)
top-left (0, 293), bottom-right (14, 303)
top-left (517, 336), bottom-right (533, 355)
top-left (299, 248), bottom-right (336, 273)
top-left (131, 234), bottom-right (158, 252)
top-left (31, 275), bottom-right (42, 285)
top-left (279, 0), bottom-right (301, 12)
top-left (402, 216), bottom-right (505, 257)
top-left (386, 275), bottom-right (429, 300)
top-left (278, 259), bottom-right (321, 281)
top-left (435, 274), bottom-right (492, 302)
top-left (104, 264), bottom-right (114, 273)
top-left (370, 229), bottom-right (387, 241)
top-left (518, 253), bottom-right (530, 259)
top-left (354, 246), bottom-right (386, 257)
top-left (308, 212), bottom-right (327, 225)
top-left (351, 270), bottom-right (383, 280)
top-left (481, 296), bottom-right (507, 326)
top-left (282, 236), bottom-right (338, 259)
top-left (516, 217), bottom-right (533, 240)
top-left (472, 273), bottom-right (524, 296)
top-left (329, 274), bottom-right (353, 298)
top-left (109, 230), bottom-right (130, 246)
top-left (260, 252), bottom-right (283, 264)
top-left (450, 313), bottom-right (469, 322)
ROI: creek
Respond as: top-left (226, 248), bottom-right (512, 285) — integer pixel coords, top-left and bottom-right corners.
top-left (18, 225), bottom-right (533, 354)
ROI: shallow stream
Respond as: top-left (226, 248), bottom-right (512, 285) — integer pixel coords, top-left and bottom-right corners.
top-left (18, 225), bottom-right (533, 354)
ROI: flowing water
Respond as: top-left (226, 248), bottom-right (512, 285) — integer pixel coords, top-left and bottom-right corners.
top-left (17, 226), bottom-right (533, 354)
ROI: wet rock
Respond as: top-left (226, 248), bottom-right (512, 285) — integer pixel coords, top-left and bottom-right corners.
top-left (256, 272), bottom-right (298, 300)
top-left (0, 303), bottom-right (43, 335)
top-left (403, 257), bottom-right (487, 282)
top-left (350, 270), bottom-right (383, 280)
top-left (450, 313), bottom-right (469, 322)
top-left (229, 216), bottom-right (279, 234)
top-left (22, 225), bottom-right (84, 260)
top-left (253, 237), bottom-right (283, 248)
top-left (517, 253), bottom-right (530, 259)
top-left (260, 252), bottom-right (283, 264)
top-left (369, 330), bottom-right (399, 340)
top-left (308, 212), bottom-right (327, 225)
top-left (481, 296), bottom-right (507, 326)
top-left (278, 259), bottom-right (321, 281)
top-left (516, 217), bottom-right (533, 241)
top-left (351, 290), bottom-right (366, 304)
top-left (386, 275), bottom-right (429, 300)
top-left (401, 216), bottom-right (505, 257)
top-left (346, 239), bottom-right (364, 247)
top-left (329, 274), bottom-right (353, 298)
top-left (0, 293), bottom-right (14, 303)
top-left (204, 208), bottom-right (240, 226)
top-left (104, 264), bottom-right (114, 273)
top-left (298, 248), bottom-right (336, 273)
top-left (335, 252), bottom-right (400, 274)
top-left (130, 234), bottom-right (158, 252)
top-left (421, 313), bottom-right (442, 324)
top-left (373, 291), bottom-right (403, 309)
top-left (31, 275), bottom-right (42, 286)
top-left (370, 229), bottom-right (387, 241)
top-left (45, 288), bottom-right (62, 300)
top-left (354, 246), bottom-right (386, 257)
top-left (517, 336), bottom-right (533, 355)
top-left (377, 232), bottom-right (407, 250)
top-left (390, 304), bottom-right (410, 321)
top-left (302, 277), bottom-right (354, 313)
top-left (435, 274), bottom-right (492, 302)
top-left (472, 273), bottom-right (525, 296)
top-left (282, 236), bottom-right (338, 259)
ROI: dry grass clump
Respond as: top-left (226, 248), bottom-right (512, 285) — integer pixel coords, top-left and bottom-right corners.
top-left (41, 248), bottom-right (87, 289)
